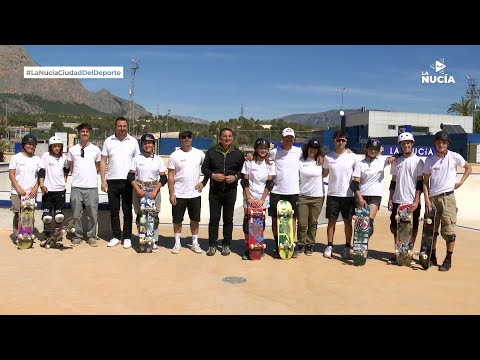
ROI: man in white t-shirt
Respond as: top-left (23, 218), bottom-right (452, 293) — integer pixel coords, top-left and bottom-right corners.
top-left (388, 132), bottom-right (424, 265)
top-left (167, 131), bottom-right (208, 254)
top-left (423, 131), bottom-right (472, 272)
top-left (67, 123), bottom-right (101, 247)
top-left (322, 130), bottom-right (359, 259)
top-left (99, 117), bottom-right (141, 249)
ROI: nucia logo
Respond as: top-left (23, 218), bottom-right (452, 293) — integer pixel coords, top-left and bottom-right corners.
top-left (421, 58), bottom-right (456, 84)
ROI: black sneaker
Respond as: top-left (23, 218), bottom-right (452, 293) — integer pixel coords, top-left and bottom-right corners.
top-left (388, 256), bottom-right (397, 264)
top-left (293, 244), bottom-right (305, 258)
top-left (430, 254), bottom-right (438, 266)
top-left (206, 246), bottom-right (217, 256)
top-left (439, 259), bottom-right (451, 272)
top-left (242, 251), bottom-right (251, 261)
top-left (304, 244), bottom-right (314, 256)
top-left (221, 245), bottom-right (231, 256)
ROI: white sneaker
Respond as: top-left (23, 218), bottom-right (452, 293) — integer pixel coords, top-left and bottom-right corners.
top-left (191, 242), bottom-right (203, 254)
top-left (107, 238), bottom-right (120, 247)
top-left (123, 239), bottom-right (132, 249)
top-left (323, 245), bottom-right (333, 259)
top-left (171, 242), bottom-right (181, 254)
top-left (152, 243), bottom-right (159, 253)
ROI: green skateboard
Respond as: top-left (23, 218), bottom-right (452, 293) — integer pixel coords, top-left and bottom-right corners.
top-left (351, 204), bottom-right (371, 266)
top-left (277, 200), bottom-right (294, 260)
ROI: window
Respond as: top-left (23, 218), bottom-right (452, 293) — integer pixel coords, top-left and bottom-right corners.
top-left (388, 125), bottom-right (396, 130)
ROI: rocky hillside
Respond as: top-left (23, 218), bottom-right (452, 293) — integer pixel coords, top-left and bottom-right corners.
top-left (0, 45), bottom-right (149, 117)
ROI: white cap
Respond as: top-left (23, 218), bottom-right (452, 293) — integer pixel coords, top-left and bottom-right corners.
top-left (282, 127), bottom-right (295, 137)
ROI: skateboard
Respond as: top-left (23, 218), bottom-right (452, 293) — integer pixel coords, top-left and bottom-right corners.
top-left (277, 200), bottom-right (294, 260)
top-left (419, 204), bottom-right (437, 269)
top-left (351, 204), bottom-right (371, 266)
top-left (17, 195), bottom-right (36, 250)
top-left (394, 204), bottom-right (414, 266)
top-left (138, 193), bottom-right (156, 253)
top-left (41, 217), bottom-right (76, 249)
top-left (247, 205), bottom-right (266, 260)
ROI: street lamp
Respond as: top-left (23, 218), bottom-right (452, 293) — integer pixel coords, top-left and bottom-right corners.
top-left (165, 109), bottom-right (171, 134)
top-left (340, 110), bottom-right (346, 131)
top-left (341, 87), bottom-right (346, 110)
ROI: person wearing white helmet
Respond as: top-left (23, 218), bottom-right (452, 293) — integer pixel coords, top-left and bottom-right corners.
top-left (387, 132), bottom-right (424, 265)
top-left (38, 135), bottom-right (70, 245)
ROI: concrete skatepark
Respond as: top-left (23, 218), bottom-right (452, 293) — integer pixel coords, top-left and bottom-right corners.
top-left (1, 156), bottom-right (479, 315)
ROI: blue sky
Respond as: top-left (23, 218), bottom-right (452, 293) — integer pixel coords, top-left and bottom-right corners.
top-left (23, 45), bottom-right (480, 122)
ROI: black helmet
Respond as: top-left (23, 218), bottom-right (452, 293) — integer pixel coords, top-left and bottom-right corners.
top-left (140, 133), bottom-right (155, 144)
top-left (21, 134), bottom-right (37, 146)
top-left (434, 130), bottom-right (450, 143)
top-left (254, 137), bottom-right (270, 149)
top-left (366, 138), bottom-right (381, 150)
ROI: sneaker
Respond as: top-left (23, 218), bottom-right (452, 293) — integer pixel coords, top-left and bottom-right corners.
top-left (304, 244), bottom-right (314, 256)
top-left (387, 256), bottom-right (397, 264)
top-left (323, 246), bottom-right (332, 259)
top-left (430, 254), bottom-right (438, 266)
top-left (107, 238), bottom-right (120, 247)
top-left (171, 242), bottom-right (181, 254)
top-left (410, 259), bottom-right (416, 266)
top-left (293, 244), bottom-right (305, 258)
top-left (123, 239), bottom-right (132, 249)
top-left (342, 246), bottom-right (352, 259)
top-left (152, 243), bottom-right (159, 253)
top-left (439, 259), bottom-right (451, 272)
top-left (191, 242), bottom-right (203, 254)
top-left (242, 251), bottom-right (251, 261)
top-left (71, 237), bottom-right (83, 247)
top-left (221, 245), bottom-right (231, 256)
top-left (87, 237), bottom-right (98, 247)
top-left (206, 246), bottom-right (217, 256)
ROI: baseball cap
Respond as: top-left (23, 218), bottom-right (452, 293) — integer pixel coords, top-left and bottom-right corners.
top-left (282, 127), bottom-right (295, 137)
top-left (307, 138), bottom-right (320, 148)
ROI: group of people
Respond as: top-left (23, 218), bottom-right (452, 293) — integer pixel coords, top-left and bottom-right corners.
top-left (8, 117), bottom-right (472, 272)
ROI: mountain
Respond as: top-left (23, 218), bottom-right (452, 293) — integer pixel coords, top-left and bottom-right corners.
top-left (172, 114), bottom-right (209, 124)
top-left (278, 109), bottom-right (364, 128)
top-left (0, 45), bottom-right (150, 117)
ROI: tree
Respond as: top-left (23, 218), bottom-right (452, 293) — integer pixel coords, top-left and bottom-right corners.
top-left (447, 97), bottom-right (472, 116)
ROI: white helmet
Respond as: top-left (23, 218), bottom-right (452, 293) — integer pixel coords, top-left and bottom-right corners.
top-left (398, 132), bottom-right (414, 143)
top-left (49, 136), bottom-right (63, 146)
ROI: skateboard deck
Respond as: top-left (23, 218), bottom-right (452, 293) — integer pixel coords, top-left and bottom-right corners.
top-left (247, 205), bottom-right (266, 260)
top-left (419, 204), bottom-right (437, 269)
top-left (351, 204), bottom-right (371, 266)
top-left (395, 204), bottom-right (414, 266)
top-left (41, 217), bottom-right (76, 249)
top-left (277, 200), bottom-right (294, 260)
top-left (17, 196), bottom-right (36, 250)
top-left (138, 194), bottom-right (156, 253)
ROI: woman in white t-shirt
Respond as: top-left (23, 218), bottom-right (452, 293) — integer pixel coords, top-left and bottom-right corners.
top-left (240, 138), bottom-right (275, 260)
top-left (128, 134), bottom-right (167, 253)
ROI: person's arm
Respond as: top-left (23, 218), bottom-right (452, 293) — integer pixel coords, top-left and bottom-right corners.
top-left (99, 155), bottom-right (108, 192)
top-left (455, 162), bottom-right (472, 189)
top-left (350, 177), bottom-right (365, 207)
top-left (423, 173), bottom-right (432, 213)
top-left (38, 167), bottom-right (47, 194)
top-left (150, 171), bottom-right (165, 200)
top-left (9, 169), bottom-right (26, 197)
top-left (409, 175), bottom-right (423, 213)
top-left (168, 168), bottom-right (177, 205)
top-left (388, 174), bottom-right (396, 211)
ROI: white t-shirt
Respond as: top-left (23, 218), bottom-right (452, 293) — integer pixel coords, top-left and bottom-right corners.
top-left (9, 152), bottom-right (41, 195)
top-left (101, 134), bottom-right (140, 180)
top-left (38, 152), bottom-right (69, 192)
top-left (167, 147), bottom-right (206, 198)
top-left (390, 154), bottom-right (424, 204)
top-left (423, 151), bottom-right (466, 196)
top-left (241, 159), bottom-right (276, 207)
top-left (269, 146), bottom-right (302, 195)
top-left (323, 151), bottom-right (359, 197)
top-left (131, 154), bottom-right (166, 182)
top-left (352, 156), bottom-right (389, 197)
top-left (68, 143), bottom-right (101, 189)
top-left (299, 158), bottom-right (325, 197)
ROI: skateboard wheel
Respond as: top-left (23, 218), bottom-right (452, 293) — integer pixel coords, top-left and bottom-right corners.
top-left (70, 228), bottom-right (76, 233)
top-left (426, 219), bottom-right (432, 224)
top-left (31, 235), bottom-right (35, 240)
top-left (352, 216), bottom-right (357, 220)
top-left (365, 217), bottom-right (369, 221)
top-left (249, 244), bottom-right (254, 249)
top-left (279, 243), bottom-right (284, 249)
top-left (395, 250), bottom-right (399, 254)
top-left (62, 229), bottom-right (66, 235)
top-left (45, 244), bottom-right (50, 249)
top-left (395, 215), bottom-right (399, 221)
top-left (262, 244), bottom-right (266, 249)
top-left (422, 253), bottom-right (428, 260)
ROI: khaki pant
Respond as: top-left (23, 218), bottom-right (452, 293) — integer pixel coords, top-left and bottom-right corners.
top-left (297, 195), bottom-right (325, 246)
top-left (430, 192), bottom-right (458, 237)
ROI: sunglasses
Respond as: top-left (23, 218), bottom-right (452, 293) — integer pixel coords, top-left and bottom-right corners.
top-left (81, 148), bottom-right (85, 158)
top-left (335, 138), bottom-right (347, 143)
top-left (181, 135), bottom-right (192, 139)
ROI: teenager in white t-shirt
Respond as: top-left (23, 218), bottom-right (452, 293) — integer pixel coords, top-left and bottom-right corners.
top-left (129, 133), bottom-right (167, 253)
top-left (38, 136), bottom-right (69, 244)
top-left (351, 138), bottom-right (390, 240)
top-left (423, 131), bottom-right (472, 272)
top-left (8, 134), bottom-right (40, 242)
top-left (322, 130), bottom-right (359, 260)
top-left (240, 137), bottom-right (275, 260)
top-left (388, 132), bottom-right (424, 265)
top-left (295, 138), bottom-right (325, 257)
top-left (167, 131), bottom-right (208, 255)
top-left (67, 123), bottom-right (101, 247)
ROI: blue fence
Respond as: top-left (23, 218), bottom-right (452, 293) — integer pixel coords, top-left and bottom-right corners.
top-left (157, 138), bottom-right (213, 155)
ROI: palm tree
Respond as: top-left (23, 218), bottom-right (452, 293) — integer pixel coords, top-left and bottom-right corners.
top-left (447, 97), bottom-right (472, 116)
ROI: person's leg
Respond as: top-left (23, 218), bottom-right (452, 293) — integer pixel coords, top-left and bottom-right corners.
top-left (221, 188), bottom-right (237, 249)
top-left (207, 189), bottom-right (222, 255)
top-left (412, 204), bottom-right (422, 246)
top-left (107, 180), bottom-right (122, 240)
top-left (172, 197), bottom-right (188, 253)
top-left (41, 192), bottom-right (53, 238)
top-left (439, 193), bottom-right (458, 272)
top-left (325, 196), bottom-right (340, 257)
top-left (11, 194), bottom-right (21, 238)
top-left (296, 195), bottom-right (309, 248)
top-left (121, 180), bottom-right (133, 241)
top-left (187, 197), bottom-right (202, 253)
top-left (268, 193), bottom-right (280, 251)
top-left (388, 203), bottom-right (400, 263)
top-left (84, 188), bottom-right (99, 245)
top-left (307, 196), bottom-right (324, 247)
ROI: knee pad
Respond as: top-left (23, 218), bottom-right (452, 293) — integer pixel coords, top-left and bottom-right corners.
top-left (42, 209), bottom-right (53, 224)
top-left (443, 234), bottom-right (456, 243)
top-left (243, 215), bottom-right (249, 234)
top-left (54, 211), bottom-right (64, 224)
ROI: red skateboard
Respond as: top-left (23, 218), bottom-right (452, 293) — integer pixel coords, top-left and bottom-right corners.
top-left (247, 205), bottom-right (266, 260)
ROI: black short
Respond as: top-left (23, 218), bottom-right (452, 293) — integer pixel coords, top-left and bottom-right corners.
top-left (268, 193), bottom-right (299, 218)
top-left (326, 196), bottom-right (355, 219)
top-left (41, 190), bottom-right (66, 211)
top-left (390, 202), bottom-right (422, 233)
top-left (357, 195), bottom-right (382, 208)
top-left (172, 196), bottom-right (201, 223)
